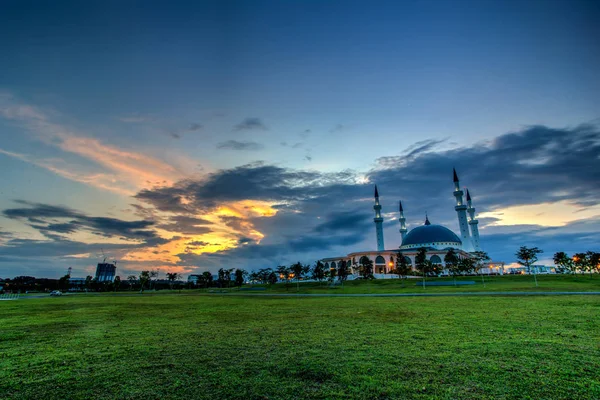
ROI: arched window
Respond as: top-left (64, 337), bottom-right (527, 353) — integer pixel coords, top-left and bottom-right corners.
top-left (404, 256), bottom-right (412, 266)
top-left (324, 262), bottom-right (329, 269)
top-left (430, 255), bottom-right (442, 264)
top-left (375, 255), bottom-right (385, 264)
top-left (330, 261), bottom-right (336, 269)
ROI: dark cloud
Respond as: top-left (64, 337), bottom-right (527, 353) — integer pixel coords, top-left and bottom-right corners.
top-left (189, 123), bottom-right (202, 131)
top-left (136, 162), bottom-right (359, 214)
top-left (157, 215), bottom-right (213, 235)
top-left (187, 240), bottom-right (211, 246)
top-left (233, 117), bottom-right (268, 131)
top-left (3, 202), bottom-right (82, 220)
top-left (314, 211), bottom-right (373, 233)
top-left (170, 132), bottom-right (181, 139)
top-left (220, 216), bottom-right (245, 231)
top-left (3, 201), bottom-right (163, 244)
top-left (216, 140), bottom-right (264, 151)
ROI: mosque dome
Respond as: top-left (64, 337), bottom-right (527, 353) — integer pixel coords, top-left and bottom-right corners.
top-left (400, 217), bottom-right (462, 250)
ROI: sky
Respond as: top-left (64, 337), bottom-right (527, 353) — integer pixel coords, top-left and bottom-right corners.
top-left (0, 0), bottom-right (599, 279)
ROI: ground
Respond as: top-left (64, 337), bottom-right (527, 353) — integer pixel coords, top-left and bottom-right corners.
top-left (1, 277), bottom-right (599, 399)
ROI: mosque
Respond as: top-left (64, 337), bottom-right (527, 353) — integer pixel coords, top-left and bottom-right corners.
top-left (321, 169), bottom-right (504, 276)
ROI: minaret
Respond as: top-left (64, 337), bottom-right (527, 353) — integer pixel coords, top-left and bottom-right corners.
top-left (373, 185), bottom-right (385, 251)
top-left (453, 169), bottom-right (474, 252)
top-left (466, 189), bottom-right (481, 251)
top-left (398, 201), bottom-right (408, 243)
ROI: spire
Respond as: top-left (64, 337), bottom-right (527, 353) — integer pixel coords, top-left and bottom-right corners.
top-left (398, 200), bottom-right (407, 243)
top-left (373, 185), bottom-right (384, 251)
top-left (466, 189), bottom-right (471, 202)
top-left (424, 214), bottom-right (430, 225)
top-left (453, 168), bottom-right (459, 183)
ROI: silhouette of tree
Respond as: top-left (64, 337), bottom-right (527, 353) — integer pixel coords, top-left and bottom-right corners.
top-left (516, 246), bottom-right (543, 287)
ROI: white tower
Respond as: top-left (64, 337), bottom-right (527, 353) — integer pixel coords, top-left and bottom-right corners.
top-left (453, 169), bottom-right (474, 252)
top-left (466, 189), bottom-right (481, 251)
top-left (398, 201), bottom-right (408, 243)
top-left (373, 185), bottom-right (385, 251)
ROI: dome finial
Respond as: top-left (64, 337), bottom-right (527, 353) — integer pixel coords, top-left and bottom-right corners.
top-left (425, 213), bottom-right (430, 225)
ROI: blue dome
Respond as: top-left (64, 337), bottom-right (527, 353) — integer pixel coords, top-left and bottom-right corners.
top-left (400, 224), bottom-right (461, 248)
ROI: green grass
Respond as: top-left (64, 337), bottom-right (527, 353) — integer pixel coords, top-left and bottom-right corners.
top-left (1, 292), bottom-right (599, 399)
top-left (250, 274), bottom-right (600, 294)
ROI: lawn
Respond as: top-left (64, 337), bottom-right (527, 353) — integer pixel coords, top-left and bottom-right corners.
top-left (248, 274), bottom-right (600, 294)
top-left (1, 292), bottom-right (599, 399)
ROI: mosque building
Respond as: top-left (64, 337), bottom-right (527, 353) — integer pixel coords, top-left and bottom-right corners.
top-left (321, 169), bottom-right (504, 276)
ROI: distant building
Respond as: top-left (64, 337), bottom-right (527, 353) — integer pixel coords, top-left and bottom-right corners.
top-left (95, 263), bottom-right (116, 282)
top-left (188, 275), bottom-right (202, 284)
top-left (320, 170), bottom-right (504, 277)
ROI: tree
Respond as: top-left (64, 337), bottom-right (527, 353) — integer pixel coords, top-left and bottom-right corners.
top-left (290, 262), bottom-right (309, 290)
top-left (573, 252), bottom-right (599, 278)
top-left (58, 273), bottom-right (70, 292)
top-left (553, 252), bottom-right (574, 274)
top-left (202, 271), bottom-right (213, 288)
top-left (471, 251), bottom-right (490, 287)
top-left (166, 272), bottom-right (181, 290)
top-left (393, 255), bottom-right (412, 287)
top-left (248, 271), bottom-right (258, 283)
top-left (127, 275), bottom-right (136, 291)
top-left (234, 269), bottom-right (247, 287)
top-left (149, 269), bottom-right (159, 290)
top-left (414, 248), bottom-right (433, 288)
top-left (444, 249), bottom-right (460, 286)
top-left (328, 265), bottom-right (337, 284)
top-left (515, 246), bottom-right (543, 287)
top-left (139, 270), bottom-right (151, 293)
top-left (113, 276), bottom-right (121, 292)
top-left (590, 252), bottom-right (600, 276)
top-left (358, 256), bottom-right (374, 279)
top-left (257, 268), bottom-right (273, 284)
top-left (85, 275), bottom-right (94, 292)
top-left (311, 261), bottom-right (326, 284)
top-left (276, 265), bottom-right (290, 284)
top-left (458, 257), bottom-right (475, 275)
top-left (268, 270), bottom-right (278, 285)
top-left (337, 260), bottom-right (350, 286)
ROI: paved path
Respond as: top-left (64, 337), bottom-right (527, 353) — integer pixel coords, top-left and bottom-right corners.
top-left (215, 291), bottom-right (600, 297)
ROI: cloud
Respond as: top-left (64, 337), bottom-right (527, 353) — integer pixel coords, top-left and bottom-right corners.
top-left (216, 140), bottom-right (264, 151)
top-left (2, 201), bottom-right (164, 244)
top-left (157, 215), bottom-right (213, 235)
top-left (233, 117), bottom-right (268, 131)
top-left (314, 210), bottom-right (373, 233)
top-left (329, 124), bottom-right (346, 133)
top-left (189, 123), bottom-right (202, 131)
top-left (0, 94), bottom-right (188, 194)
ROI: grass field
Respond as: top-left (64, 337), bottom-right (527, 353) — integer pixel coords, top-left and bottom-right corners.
top-left (237, 274), bottom-right (600, 294)
top-left (2, 284), bottom-right (599, 399)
